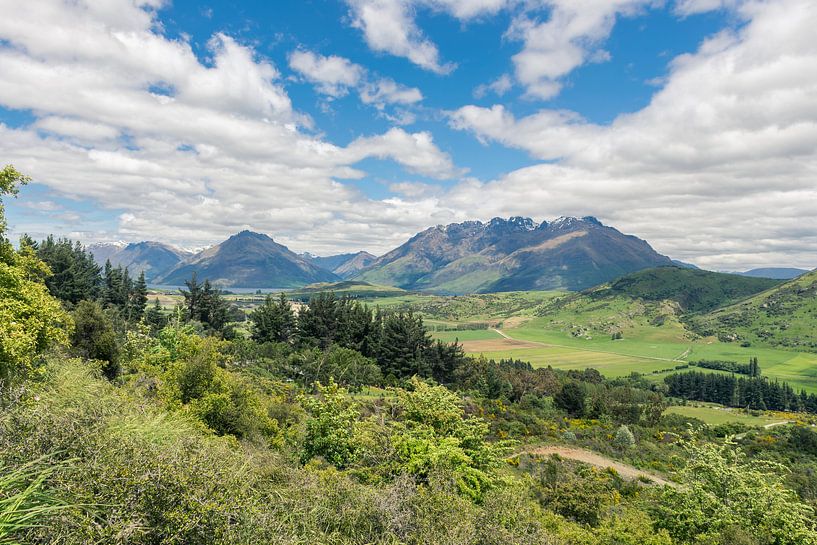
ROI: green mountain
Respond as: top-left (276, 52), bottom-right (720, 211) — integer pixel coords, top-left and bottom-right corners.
top-left (155, 231), bottom-right (339, 288)
top-left (690, 270), bottom-right (817, 352)
top-left (355, 216), bottom-right (673, 294)
top-left (593, 267), bottom-right (781, 313)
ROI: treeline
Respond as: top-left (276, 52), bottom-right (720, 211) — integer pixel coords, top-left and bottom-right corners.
top-left (249, 291), bottom-right (465, 384)
top-left (23, 234), bottom-right (149, 319)
top-left (690, 357), bottom-right (760, 377)
top-left (665, 371), bottom-right (817, 412)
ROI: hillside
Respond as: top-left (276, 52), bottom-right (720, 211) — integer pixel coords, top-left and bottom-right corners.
top-left (302, 251), bottom-right (377, 278)
top-left (592, 267), bottom-right (781, 313)
top-left (690, 270), bottom-right (817, 352)
top-left (355, 216), bottom-right (673, 294)
top-left (288, 280), bottom-right (407, 300)
top-left (155, 231), bottom-right (339, 288)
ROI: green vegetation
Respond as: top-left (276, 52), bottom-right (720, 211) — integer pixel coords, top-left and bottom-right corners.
top-left (691, 270), bottom-right (817, 352)
top-left (2, 167), bottom-right (817, 543)
top-left (594, 267), bottom-right (780, 313)
top-left (289, 280), bottom-right (408, 300)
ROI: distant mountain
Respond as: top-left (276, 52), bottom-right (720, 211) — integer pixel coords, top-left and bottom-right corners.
top-left (155, 230), bottom-right (339, 288)
top-left (302, 251), bottom-right (377, 279)
top-left (671, 259), bottom-right (700, 269)
top-left (87, 242), bottom-right (126, 265)
top-left (89, 241), bottom-right (191, 281)
top-left (690, 269), bottom-right (817, 352)
top-left (354, 216), bottom-right (674, 294)
top-left (736, 267), bottom-right (810, 280)
top-left (594, 267), bottom-right (781, 313)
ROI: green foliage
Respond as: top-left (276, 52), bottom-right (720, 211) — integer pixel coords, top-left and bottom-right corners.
top-left (389, 378), bottom-right (512, 502)
top-left (598, 267), bottom-right (780, 313)
top-left (301, 379), bottom-right (361, 467)
top-left (654, 439), bottom-right (817, 544)
top-left (250, 292), bottom-right (295, 343)
top-left (34, 236), bottom-right (101, 305)
top-left (70, 301), bottom-right (118, 379)
top-left (0, 459), bottom-right (66, 544)
top-left (554, 382), bottom-right (587, 417)
top-left (179, 274), bottom-right (231, 333)
top-left (0, 239), bottom-right (70, 383)
top-left (613, 425), bottom-right (636, 449)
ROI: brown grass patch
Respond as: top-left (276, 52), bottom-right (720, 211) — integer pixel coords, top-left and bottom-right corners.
top-left (460, 338), bottom-right (540, 352)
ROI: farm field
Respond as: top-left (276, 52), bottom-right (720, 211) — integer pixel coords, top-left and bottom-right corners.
top-left (663, 403), bottom-right (793, 427)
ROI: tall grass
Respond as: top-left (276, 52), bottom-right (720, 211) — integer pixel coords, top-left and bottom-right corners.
top-left (0, 458), bottom-right (66, 544)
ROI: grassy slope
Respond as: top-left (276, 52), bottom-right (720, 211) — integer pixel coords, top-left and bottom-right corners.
top-left (592, 266), bottom-right (781, 313)
top-left (690, 270), bottom-right (817, 352)
top-left (415, 287), bottom-right (817, 391)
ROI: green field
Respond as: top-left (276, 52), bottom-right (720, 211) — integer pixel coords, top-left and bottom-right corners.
top-left (664, 403), bottom-right (790, 427)
top-left (416, 290), bottom-right (817, 391)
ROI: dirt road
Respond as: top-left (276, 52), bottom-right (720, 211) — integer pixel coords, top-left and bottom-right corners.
top-left (521, 445), bottom-right (675, 487)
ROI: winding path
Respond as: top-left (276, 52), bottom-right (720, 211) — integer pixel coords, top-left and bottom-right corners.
top-left (520, 445), bottom-right (675, 487)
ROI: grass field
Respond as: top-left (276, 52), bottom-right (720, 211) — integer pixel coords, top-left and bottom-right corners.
top-left (664, 403), bottom-right (791, 427)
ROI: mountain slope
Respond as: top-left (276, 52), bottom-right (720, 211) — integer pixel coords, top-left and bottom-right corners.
top-left (302, 251), bottom-right (377, 279)
top-left (89, 241), bottom-right (191, 281)
top-left (689, 270), bottom-right (817, 352)
top-left (593, 267), bottom-right (782, 313)
top-left (155, 231), bottom-right (339, 288)
top-left (355, 216), bottom-right (673, 294)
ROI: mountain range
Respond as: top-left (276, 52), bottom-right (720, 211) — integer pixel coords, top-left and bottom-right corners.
top-left (301, 251), bottom-right (377, 279)
top-left (86, 216), bottom-right (808, 293)
top-left (89, 241), bottom-right (192, 282)
top-left (736, 267), bottom-right (810, 280)
top-left (353, 216), bottom-right (673, 293)
top-left (153, 231), bottom-right (338, 288)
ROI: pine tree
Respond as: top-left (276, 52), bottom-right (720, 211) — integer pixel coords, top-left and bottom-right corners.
top-left (129, 271), bottom-right (148, 320)
top-left (250, 292), bottom-right (295, 343)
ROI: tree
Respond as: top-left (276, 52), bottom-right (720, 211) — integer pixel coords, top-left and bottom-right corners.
top-left (654, 440), bottom-right (817, 544)
top-left (301, 379), bottom-right (360, 468)
top-left (145, 298), bottom-right (166, 333)
top-left (250, 293), bottom-right (295, 344)
top-left (129, 271), bottom-right (148, 320)
top-left (613, 425), bottom-right (636, 449)
top-left (71, 301), bottom-right (119, 379)
top-left (35, 236), bottom-right (101, 304)
top-left (554, 382), bottom-right (587, 417)
top-left (0, 165), bottom-right (71, 383)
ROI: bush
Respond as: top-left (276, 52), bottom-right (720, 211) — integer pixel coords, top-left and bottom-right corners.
top-left (614, 425), bottom-right (636, 449)
top-left (71, 301), bottom-right (118, 379)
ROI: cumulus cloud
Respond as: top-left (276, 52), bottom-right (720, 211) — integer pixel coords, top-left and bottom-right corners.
top-left (507, 0), bottom-right (652, 99)
top-left (360, 78), bottom-right (423, 108)
top-left (449, 0), bottom-right (817, 269)
top-left (0, 0), bottom-right (459, 254)
top-left (288, 49), bottom-right (422, 111)
top-left (344, 0), bottom-right (506, 73)
top-left (473, 74), bottom-right (513, 98)
top-left (288, 50), bottom-right (365, 96)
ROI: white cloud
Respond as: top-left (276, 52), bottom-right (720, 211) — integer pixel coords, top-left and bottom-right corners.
top-left (448, 0), bottom-right (817, 269)
top-left (360, 78), bottom-right (423, 108)
top-left (508, 0), bottom-right (652, 99)
top-left (288, 50), bottom-right (365, 96)
top-left (288, 49), bottom-right (422, 115)
top-left (0, 0), bottom-right (459, 255)
top-left (344, 0), bottom-right (506, 73)
top-left (473, 74), bottom-right (513, 98)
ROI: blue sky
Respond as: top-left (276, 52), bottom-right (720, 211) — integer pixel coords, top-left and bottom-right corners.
top-left (1, 0), bottom-right (815, 270)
